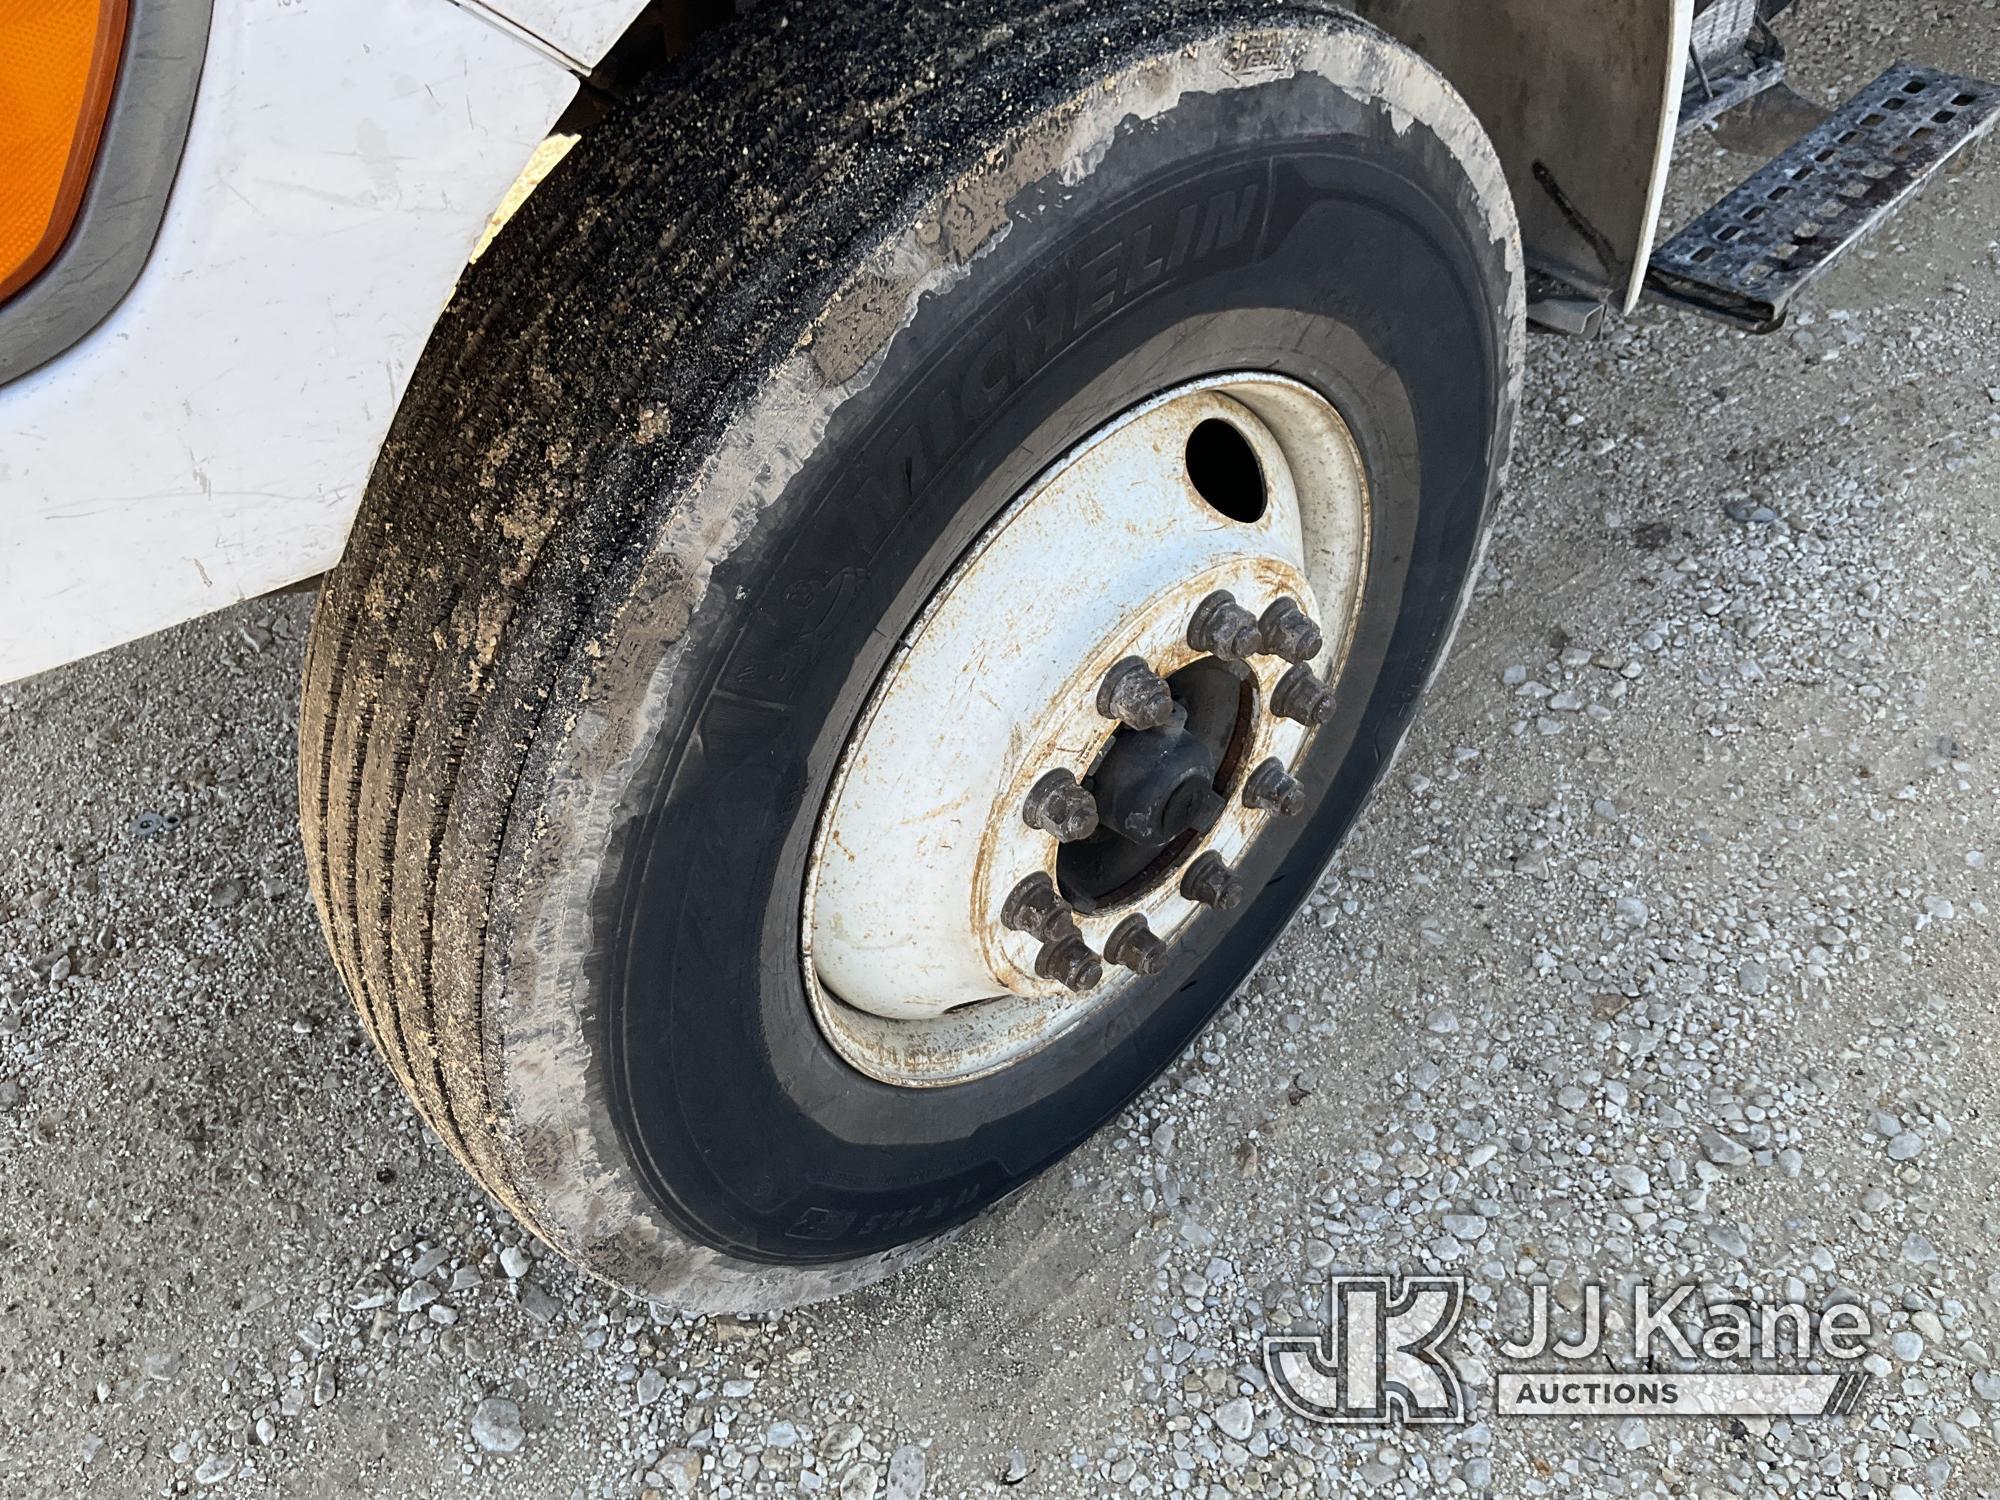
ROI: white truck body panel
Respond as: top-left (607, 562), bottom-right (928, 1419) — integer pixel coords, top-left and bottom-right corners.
top-left (0, 0), bottom-right (1688, 685)
top-left (1637, 2), bottom-right (1698, 311)
top-left (1350, 0), bottom-right (1692, 309)
top-left (464, 0), bottom-right (641, 71)
top-left (0, 0), bottom-right (573, 683)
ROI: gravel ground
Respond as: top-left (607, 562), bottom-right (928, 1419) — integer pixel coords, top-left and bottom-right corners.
top-left (4, 5), bottom-right (2000, 1497)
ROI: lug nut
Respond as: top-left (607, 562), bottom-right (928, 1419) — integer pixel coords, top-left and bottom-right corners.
top-left (1258, 597), bottom-right (1324, 663)
top-left (1022, 768), bottom-right (1099, 841)
top-left (1104, 915), bottom-right (1169, 976)
top-left (1035, 933), bottom-right (1104, 992)
top-left (1001, 872), bottom-right (1077, 942)
top-left (1180, 851), bottom-right (1245, 910)
top-left (1096, 656), bottom-right (1175, 731)
top-left (1270, 662), bottom-right (1334, 725)
top-left (1187, 590), bottom-right (1264, 664)
top-left (1243, 757), bottom-right (1305, 816)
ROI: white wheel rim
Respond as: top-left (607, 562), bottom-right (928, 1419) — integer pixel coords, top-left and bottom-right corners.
top-left (802, 374), bottom-right (1371, 1087)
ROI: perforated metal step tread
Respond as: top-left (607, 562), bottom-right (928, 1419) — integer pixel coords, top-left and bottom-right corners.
top-left (1648, 62), bottom-right (2000, 330)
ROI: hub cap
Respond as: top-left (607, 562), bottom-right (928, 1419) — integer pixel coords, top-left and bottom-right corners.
top-left (802, 375), bottom-right (1370, 1086)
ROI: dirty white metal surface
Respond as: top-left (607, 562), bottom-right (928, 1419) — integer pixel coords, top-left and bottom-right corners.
top-left (0, 0), bottom-right (575, 685)
top-left (0, 0), bottom-right (1676, 686)
top-left (499, 0), bottom-right (1696, 306)
top-left (1353, 0), bottom-right (1690, 308)
top-left (480, 0), bottom-right (1697, 308)
top-left (807, 376), bottom-right (1369, 1086)
top-left (471, 0), bottom-right (638, 70)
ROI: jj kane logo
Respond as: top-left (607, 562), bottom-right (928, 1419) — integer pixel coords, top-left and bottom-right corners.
top-left (1265, 1275), bottom-right (1471, 1424)
top-left (1265, 1276), bottom-right (1872, 1426)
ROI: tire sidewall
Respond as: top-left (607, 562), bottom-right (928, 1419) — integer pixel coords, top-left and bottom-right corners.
top-left (489, 19), bottom-right (1523, 1307)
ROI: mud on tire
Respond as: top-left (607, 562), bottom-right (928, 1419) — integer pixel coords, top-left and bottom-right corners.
top-left (299, 0), bottom-right (1522, 1312)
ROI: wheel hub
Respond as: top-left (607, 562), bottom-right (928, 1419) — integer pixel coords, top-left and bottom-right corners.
top-left (802, 375), bottom-right (1370, 1086)
top-left (1088, 699), bottom-right (1223, 851)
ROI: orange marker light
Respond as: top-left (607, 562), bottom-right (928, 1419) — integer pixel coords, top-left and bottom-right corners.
top-left (0, 0), bottom-right (129, 303)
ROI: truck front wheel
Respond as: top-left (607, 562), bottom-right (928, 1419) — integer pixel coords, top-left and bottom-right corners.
top-left (299, 0), bottom-right (1522, 1311)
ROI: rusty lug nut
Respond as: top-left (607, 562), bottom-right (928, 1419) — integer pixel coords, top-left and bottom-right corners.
top-left (1270, 662), bottom-right (1334, 726)
top-left (1257, 596), bottom-right (1324, 663)
top-left (1243, 757), bottom-right (1305, 816)
top-left (1021, 768), bottom-right (1100, 842)
top-left (1180, 850), bottom-right (1245, 910)
top-left (1187, 590), bottom-right (1264, 664)
top-left (1104, 914), bottom-right (1169, 977)
top-left (1034, 933), bottom-right (1105, 992)
top-left (1001, 872), bottom-right (1077, 942)
top-left (1096, 656), bottom-right (1175, 730)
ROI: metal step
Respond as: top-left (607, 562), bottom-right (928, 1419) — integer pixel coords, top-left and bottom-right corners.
top-left (1647, 62), bottom-right (2000, 331)
top-left (1679, 42), bottom-right (1787, 135)
top-left (1679, 15), bottom-right (1787, 134)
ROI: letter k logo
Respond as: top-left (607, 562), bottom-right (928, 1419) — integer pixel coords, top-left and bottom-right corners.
top-left (1265, 1275), bottom-right (1470, 1424)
